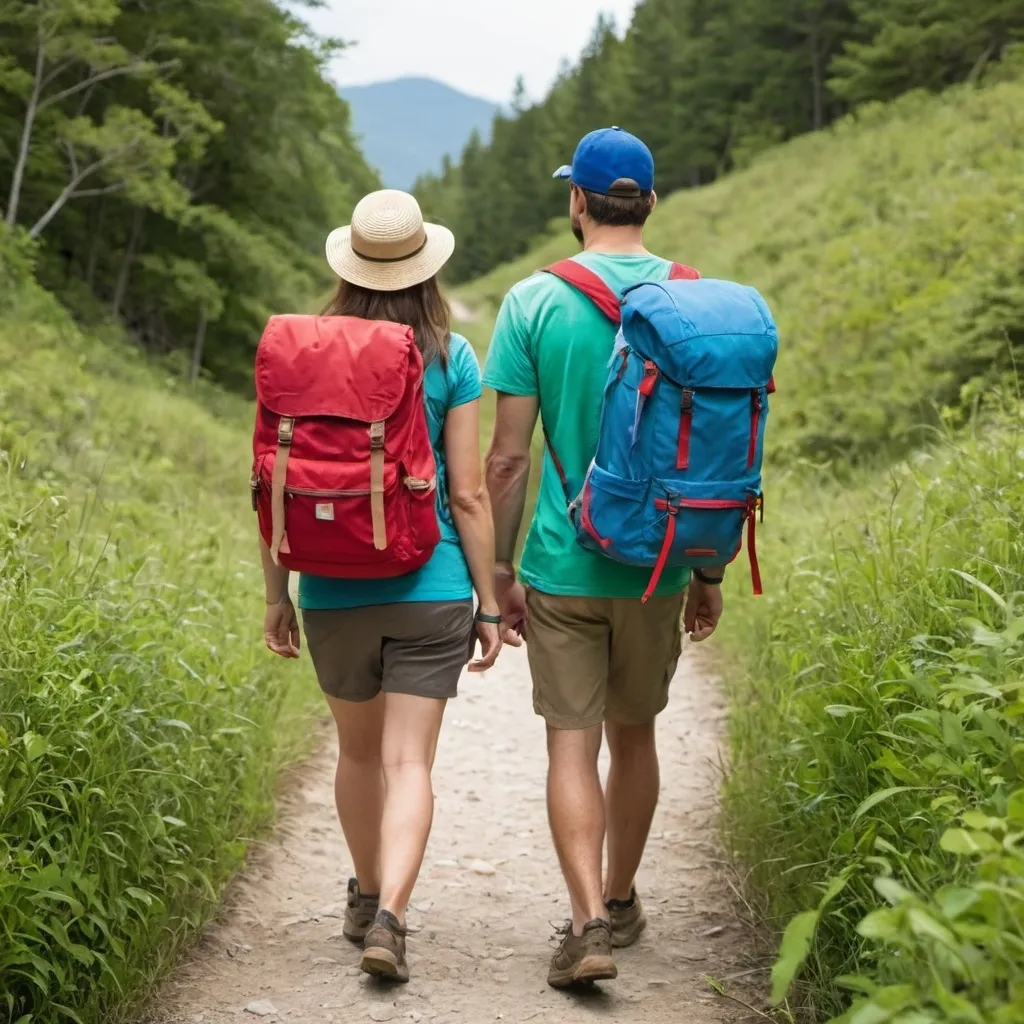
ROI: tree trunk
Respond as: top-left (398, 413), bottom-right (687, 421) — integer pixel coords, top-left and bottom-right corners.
top-left (86, 197), bottom-right (107, 289)
top-left (189, 307), bottom-right (208, 385)
top-left (112, 207), bottom-right (145, 317)
top-left (6, 43), bottom-right (46, 229)
top-left (810, 19), bottom-right (825, 131)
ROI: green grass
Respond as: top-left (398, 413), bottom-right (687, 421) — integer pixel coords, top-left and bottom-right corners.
top-left (0, 236), bottom-right (316, 1023)
top-left (450, 76), bottom-right (1024, 1021)
top-left (723, 410), bottom-right (1024, 1022)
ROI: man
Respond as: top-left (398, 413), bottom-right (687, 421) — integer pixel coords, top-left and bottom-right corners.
top-left (483, 127), bottom-right (725, 988)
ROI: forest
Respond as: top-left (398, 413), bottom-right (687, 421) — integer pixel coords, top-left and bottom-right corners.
top-left (0, 0), bottom-right (378, 388)
top-left (416, 0), bottom-right (1024, 283)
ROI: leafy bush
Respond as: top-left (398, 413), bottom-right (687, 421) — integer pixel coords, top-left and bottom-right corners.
top-left (0, 283), bottom-right (313, 1022)
top-left (723, 411), bottom-right (1024, 1021)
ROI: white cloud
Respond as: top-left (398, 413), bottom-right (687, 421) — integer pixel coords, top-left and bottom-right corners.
top-left (300, 0), bottom-right (640, 104)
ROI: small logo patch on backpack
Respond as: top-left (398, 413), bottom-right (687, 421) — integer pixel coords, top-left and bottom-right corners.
top-left (315, 503), bottom-right (335, 521)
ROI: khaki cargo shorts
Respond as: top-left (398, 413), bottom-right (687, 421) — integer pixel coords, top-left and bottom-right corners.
top-left (525, 588), bottom-right (687, 730)
top-left (302, 600), bottom-right (474, 702)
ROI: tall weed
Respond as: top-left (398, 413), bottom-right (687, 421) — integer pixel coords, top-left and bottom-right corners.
top-left (0, 281), bottom-right (315, 1022)
top-left (723, 411), bottom-right (1024, 1021)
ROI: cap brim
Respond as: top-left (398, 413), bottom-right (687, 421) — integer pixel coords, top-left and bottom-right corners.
top-left (325, 223), bottom-right (455, 292)
top-left (551, 164), bottom-right (573, 180)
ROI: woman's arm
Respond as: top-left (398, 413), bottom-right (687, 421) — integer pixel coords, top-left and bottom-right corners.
top-left (259, 533), bottom-right (300, 658)
top-left (443, 398), bottom-right (501, 670)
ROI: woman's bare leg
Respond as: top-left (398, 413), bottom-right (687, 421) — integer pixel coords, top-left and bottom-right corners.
top-left (326, 693), bottom-right (385, 894)
top-left (377, 692), bottom-right (447, 923)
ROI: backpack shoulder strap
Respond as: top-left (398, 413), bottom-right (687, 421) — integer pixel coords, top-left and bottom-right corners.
top-left (542, 259), bottom-right (622, 324)
top-left (669, 262), bottom-right (701, 280)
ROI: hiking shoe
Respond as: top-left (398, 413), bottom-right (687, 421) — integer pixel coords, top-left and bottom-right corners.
top-left (343, 877), bottom-right (380, 943)
top-left (547, 919), bottom-right (617, 989)
top-left (361, 910), bottom-right (409, 983)
top-left (607, 889), bottom-right (647, 948)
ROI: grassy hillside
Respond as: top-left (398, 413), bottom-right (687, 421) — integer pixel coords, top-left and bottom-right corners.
top-left (454, 79), bottom-right (1024, 469)
top-left (0, 236), bottom-right (315, 1022)
top-left (452, 78), bottom-right (1024, 1021)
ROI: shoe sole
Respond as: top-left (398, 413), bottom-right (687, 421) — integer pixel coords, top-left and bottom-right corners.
top-left (611, 914), bottom-right (648, 949)
top-left (548, 954), bottom-right (618, 989)
top-left (343, 926), bottom-right (370, 944)
top-left (361, 946), bottom-right (410, 983)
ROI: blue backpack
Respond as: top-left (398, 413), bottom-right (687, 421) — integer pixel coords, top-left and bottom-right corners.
top-left (542, 259), bottom-right (778, 602)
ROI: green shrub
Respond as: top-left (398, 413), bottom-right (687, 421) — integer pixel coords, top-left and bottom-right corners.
top-left (0, 294), bottom-right (314, 1022)
top-left (723, 411), bottom-right (1024, 1021)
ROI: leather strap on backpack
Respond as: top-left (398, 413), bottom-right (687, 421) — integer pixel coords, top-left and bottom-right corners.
top-left (270, 417), bottom-right (294, 564)
top-left (369, 421), bottom-right (387, 550)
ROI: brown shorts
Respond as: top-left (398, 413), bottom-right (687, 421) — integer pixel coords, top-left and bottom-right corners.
top-left (525, 589), bottom-right (687, 730)
top-left (301, 600), bottom-right (474, 702)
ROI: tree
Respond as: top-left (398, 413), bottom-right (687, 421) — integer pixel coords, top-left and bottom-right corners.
top-left (831, 0), bottom-right (1024, 103)
top-left (0, 0), bottom-right (161, 229)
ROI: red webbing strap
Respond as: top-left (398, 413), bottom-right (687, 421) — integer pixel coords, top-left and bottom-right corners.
top-left (543, 426), bottom-right (574, 506)
top-left (643, 509), bottom-right (677, 604)
top-left (543, 260), bottom-right (622, 324)
top-left (747, 501), bottom-right (763, 596)
top-left (669, 263), bottom-right (701, 280)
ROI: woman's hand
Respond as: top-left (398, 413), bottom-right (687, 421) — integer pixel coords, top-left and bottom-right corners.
top-left (264, 598), bottom-right (301, 658)
top-left (468, 615), bottom-right (501, 672)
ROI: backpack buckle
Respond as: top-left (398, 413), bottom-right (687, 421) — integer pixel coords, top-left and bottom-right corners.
top-left (680, 388), bottom-right (694, 411)
top-left (369, 420), bottom-right (386, 451)
top-left (277, 417), bottom-right (295, 446)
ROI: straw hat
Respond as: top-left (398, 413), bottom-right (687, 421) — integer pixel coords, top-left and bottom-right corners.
top-left (325, 190), bottom-right (455, 292)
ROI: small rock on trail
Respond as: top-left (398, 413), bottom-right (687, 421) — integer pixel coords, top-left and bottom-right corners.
top-left (142, 646), bottom-right (762, 1024)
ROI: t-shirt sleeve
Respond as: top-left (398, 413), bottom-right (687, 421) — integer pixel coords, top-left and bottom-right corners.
top-left (482, 290), bottom-right (538, 397)
top-left (447, 335), bottom-right (482, 409)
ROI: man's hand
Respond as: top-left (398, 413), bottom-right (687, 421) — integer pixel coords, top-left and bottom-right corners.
top-left (684, 579), bottom-right (723, 642)
top-left (495, 564), bottom-right (528, 647)
top-left (264, 598), bottom-right (301, 658)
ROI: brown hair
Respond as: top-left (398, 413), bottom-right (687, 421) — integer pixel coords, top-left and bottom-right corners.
top-left (576, 185), bottom-right (655, 228)
top-left (321, 275), bottom-right (452, 369)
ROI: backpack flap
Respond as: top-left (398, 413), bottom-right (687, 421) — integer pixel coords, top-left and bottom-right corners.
top-left (621, 279), bottom-right (777, 389)
top-left (255, 314), bottom-right (418, 422)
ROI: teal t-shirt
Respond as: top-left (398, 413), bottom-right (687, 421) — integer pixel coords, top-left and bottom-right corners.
top-left (483, 252), bottom-right (691, 599)
top-left (298, 332), bottom-right (481, 610)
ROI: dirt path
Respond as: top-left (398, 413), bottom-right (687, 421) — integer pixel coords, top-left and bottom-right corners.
top-left (143, 644), bottom-right (762, 1024)
top-left (448, 296), bottom-right (479, 324)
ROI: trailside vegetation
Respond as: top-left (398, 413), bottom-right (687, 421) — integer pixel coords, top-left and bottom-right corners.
top-left (0, 232), bottom-right (316, 1022)
top-left (418, 0), bottom-right (1024, 284)
top-left (0, 0), bottom-right (378, 388)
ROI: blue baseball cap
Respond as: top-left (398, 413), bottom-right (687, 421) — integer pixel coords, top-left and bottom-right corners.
top-left (552, 127), bottom-right (655, 196)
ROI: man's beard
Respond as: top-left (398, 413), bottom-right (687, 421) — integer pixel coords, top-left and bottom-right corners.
top-left (571, 215), bottom-right (584, 245)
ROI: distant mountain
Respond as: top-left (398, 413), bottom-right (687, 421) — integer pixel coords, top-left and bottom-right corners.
top-left (340, 77), bottom-right (499, 191)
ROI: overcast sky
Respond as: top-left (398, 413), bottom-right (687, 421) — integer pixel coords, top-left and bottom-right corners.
top-left (301, 1), bottom-right (641, 104)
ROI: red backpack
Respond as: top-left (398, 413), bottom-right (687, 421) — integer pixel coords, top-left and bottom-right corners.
top-left (251, 315), bottom-right (440, 578)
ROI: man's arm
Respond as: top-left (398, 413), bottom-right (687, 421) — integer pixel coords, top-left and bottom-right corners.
top-left (485, 392), bottom-right (539, 566)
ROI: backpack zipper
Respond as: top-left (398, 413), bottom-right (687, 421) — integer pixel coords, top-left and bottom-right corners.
top-left (748, 389), bottom-right (763, 469)
top-left (677, 388), bottom-right (694, 469)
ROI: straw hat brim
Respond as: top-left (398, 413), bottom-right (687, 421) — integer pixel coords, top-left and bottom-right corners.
top-left (325, 222), bottom-right (455, 292)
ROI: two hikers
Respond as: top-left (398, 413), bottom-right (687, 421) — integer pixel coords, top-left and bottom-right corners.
top-left (255, 127), bottom-right (775, 987)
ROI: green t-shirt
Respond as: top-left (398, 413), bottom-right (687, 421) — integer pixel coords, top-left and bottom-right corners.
top-left (483, 252), bottom-right (691, 599)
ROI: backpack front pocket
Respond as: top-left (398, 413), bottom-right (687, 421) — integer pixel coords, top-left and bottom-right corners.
top-left (572, 464), bottom-right (651, 563)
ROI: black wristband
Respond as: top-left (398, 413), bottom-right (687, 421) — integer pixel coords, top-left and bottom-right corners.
top-left (693, 568), bottom-right (724, 586)
top-left (475, 611), bottom-right (503, 624)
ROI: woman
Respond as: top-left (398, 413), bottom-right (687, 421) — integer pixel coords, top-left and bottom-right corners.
top-left (258, 189), bottom-right (502, 983)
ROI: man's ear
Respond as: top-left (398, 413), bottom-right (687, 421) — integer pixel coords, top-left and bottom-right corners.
top-left (650, 190), bottom-right (658, 214)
